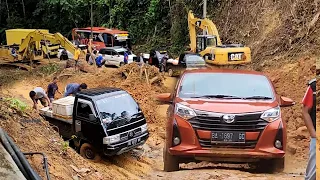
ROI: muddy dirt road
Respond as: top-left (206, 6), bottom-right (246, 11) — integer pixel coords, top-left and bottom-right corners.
top-left (0, 57), bottom-right (315, 180)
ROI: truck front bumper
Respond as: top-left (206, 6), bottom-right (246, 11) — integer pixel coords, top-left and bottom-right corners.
top-left (103, 131), bottom-right (149, 156)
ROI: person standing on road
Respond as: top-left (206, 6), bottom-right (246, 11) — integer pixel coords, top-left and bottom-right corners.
top-left (73, 46), bottom-right (81, 71)
top-left (29, 87), bottom-right (52, 111)
top-left (64, 83), bottom-right (87, 97)
top-left (47, 77), bottom-right (62, 103)
top-left (301, 78), bottom-right (316, 180)
top-left (124, 51), bottom-right (129, 65)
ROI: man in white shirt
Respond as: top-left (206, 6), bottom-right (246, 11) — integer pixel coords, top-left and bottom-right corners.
top-left (29, 87), bottom-right (52, 110)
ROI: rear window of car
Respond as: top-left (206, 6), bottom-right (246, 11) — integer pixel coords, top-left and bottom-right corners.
top-left (178, 72), bottom-right (274, 99)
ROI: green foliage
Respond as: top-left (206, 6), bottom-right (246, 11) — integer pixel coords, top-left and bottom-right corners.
top-left (0, 0), bottom-right (192, 54)
top-left (61, 140), bottom-right (69, 154)
top-left (5, 98), bottom-right (28, 112)
top-left (39, 63), bottom-right (60, 75)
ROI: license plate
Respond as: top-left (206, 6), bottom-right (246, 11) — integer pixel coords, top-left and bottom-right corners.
top-left (128, 137), bottom-right (141, 146)
top-left (229, 53), bottom-right (243, 61)
top-left (211, 131), bottom-right (245, 143)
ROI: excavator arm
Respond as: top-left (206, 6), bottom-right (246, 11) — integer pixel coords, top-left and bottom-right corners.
top-left (18, 30), bottom-right (76, 59)
top-left (188, 10), bottom-right (222, 52)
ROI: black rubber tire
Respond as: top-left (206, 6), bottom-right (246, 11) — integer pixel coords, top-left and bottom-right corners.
top-left (255, 157), bottom-right (285, 173)
top-left (163, 144), bottom-right (179, 172)
top-left (80, 143), bottom-right (101, 162)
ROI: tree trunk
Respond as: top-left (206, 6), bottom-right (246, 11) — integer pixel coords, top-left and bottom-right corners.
top-left (5, 0), bottom-right (9, 19)
top-left (21, 0), bottom-right (26, 19)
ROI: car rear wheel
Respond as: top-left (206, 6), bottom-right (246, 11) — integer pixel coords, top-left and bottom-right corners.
top-left (254, 157), bottom-right (284, 173)
top-left (163, 144), bottom-right (179, 172)
top-left (80, 143), bottom-right (101, 162)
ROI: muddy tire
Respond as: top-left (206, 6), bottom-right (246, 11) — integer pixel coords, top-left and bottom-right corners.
top-left (80, 143), bottom-right (101, 162)
top-left (163, 144), bottom-right (179, 172)
top-left (255, 157), bottom-right (284, 173)
top-left (168, 68), bottom-right (174, 77)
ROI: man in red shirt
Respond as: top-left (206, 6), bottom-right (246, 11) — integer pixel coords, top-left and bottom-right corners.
top-left (301, 78), bottom-right (316, 180)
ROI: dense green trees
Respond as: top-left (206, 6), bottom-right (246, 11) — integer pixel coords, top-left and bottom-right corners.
top-left (0, 0), bottom-right (207, 53)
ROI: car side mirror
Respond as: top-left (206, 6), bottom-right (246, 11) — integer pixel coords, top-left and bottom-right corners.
top-left (280, 96), bottom-right (295, 107)
top-left (89, 114), bottom-right (97, 121)
top-left (156, 93), bottom-right (172, 103)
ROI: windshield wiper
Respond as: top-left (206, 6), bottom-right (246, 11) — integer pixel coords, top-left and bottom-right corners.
top-left (243, 96), bottom-right (272, 100)
top-left (190, 95), bottom-right (243, 99)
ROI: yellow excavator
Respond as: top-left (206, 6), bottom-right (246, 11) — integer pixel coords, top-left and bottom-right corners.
top-left (0, 29), bottom-right (80, 70)
top-left (188, 10), bottom-right (251, 65)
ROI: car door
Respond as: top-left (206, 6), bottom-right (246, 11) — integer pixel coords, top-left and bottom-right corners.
top-left (74, 99), bottom-right (105, 147)
top-left (101, 49), bottom-right (112, 65)
top-left (111, 50), bottom-right (122, 66)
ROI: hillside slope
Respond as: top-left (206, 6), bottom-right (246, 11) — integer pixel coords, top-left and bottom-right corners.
top-left (211, 0), bottom-right (319, 65)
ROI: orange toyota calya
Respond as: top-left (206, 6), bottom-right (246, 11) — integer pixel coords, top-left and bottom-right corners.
top-left (157, 69), bottom-right (295, 172)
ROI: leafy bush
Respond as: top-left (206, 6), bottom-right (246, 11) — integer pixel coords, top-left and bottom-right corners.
top-left (39, 63), bottom-right (60, 75)
top-left (5, 98), bottom-right (28, 112)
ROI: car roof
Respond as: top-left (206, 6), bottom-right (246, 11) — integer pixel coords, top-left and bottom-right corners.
top-left (182, 68), bottom-right (267, 76)
top-left (100, 47), bottom-right (127, 52)
top-left (77, 87), bottom-right (132, 101)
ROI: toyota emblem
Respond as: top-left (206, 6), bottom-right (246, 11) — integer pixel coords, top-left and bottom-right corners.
top-left (222, 114), bottom-right (235, 123)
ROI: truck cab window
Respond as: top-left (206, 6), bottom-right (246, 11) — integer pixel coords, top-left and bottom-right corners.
top-left (77, 102), bottom-right (93, 118)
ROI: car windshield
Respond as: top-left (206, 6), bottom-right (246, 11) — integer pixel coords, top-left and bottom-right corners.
top-left (96, 93), bottom-right (140, 128)
top-left (178, 73), bottom-right (274, 99)
top-left (185, 55), bottom-right (205, 65)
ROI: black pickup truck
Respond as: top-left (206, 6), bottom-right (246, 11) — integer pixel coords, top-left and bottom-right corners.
top-left (40, 88), bottom-right (149, 161)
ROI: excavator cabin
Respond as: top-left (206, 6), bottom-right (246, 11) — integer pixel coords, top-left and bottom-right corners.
top-left (188, 11), bottom-right (251, 65)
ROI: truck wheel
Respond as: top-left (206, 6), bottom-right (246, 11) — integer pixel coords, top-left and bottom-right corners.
top-left (255, 157), bottom-right (284, 173)
top-left (80, 143), bottom-right (101, 162)
top-left (163, 144), bottom-right (179, 172)
top-left (168, 68), bottom-right (174, 77)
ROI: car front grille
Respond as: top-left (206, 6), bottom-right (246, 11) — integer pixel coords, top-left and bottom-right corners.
top-left (189, 110), bottom-right (268, 149)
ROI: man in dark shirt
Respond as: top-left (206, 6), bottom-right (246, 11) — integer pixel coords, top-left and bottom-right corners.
top-left (301, 78), bottom-right (316, 180)
top-left (64, 83), bottom-right (87, 97)
top-left (47, 77), bottom-right (62, 102)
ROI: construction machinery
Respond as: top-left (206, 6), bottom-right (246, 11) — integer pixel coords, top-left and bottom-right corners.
top-left (0, 29), bottom-right (80, 69)
top-left (4, 29), bottom-right (59, 58)
top-left (188, 10), bottom-right (251, 65)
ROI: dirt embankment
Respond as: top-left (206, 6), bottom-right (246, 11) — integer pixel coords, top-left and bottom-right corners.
top-left (0, 63), bottom-right (167, 180)
top-left (0, 55), bottom-right (317, 180)
top-left (214, 0), bottom-right (319, 66)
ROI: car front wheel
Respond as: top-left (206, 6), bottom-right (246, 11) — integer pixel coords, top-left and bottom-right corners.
top-left (163, 143), bottom-right (179, 172)
top-left (80, 143), bottom-right (101, 162)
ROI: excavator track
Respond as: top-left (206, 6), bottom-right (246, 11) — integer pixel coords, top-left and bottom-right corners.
top-left (0, 58), bottom-right (38, 71)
